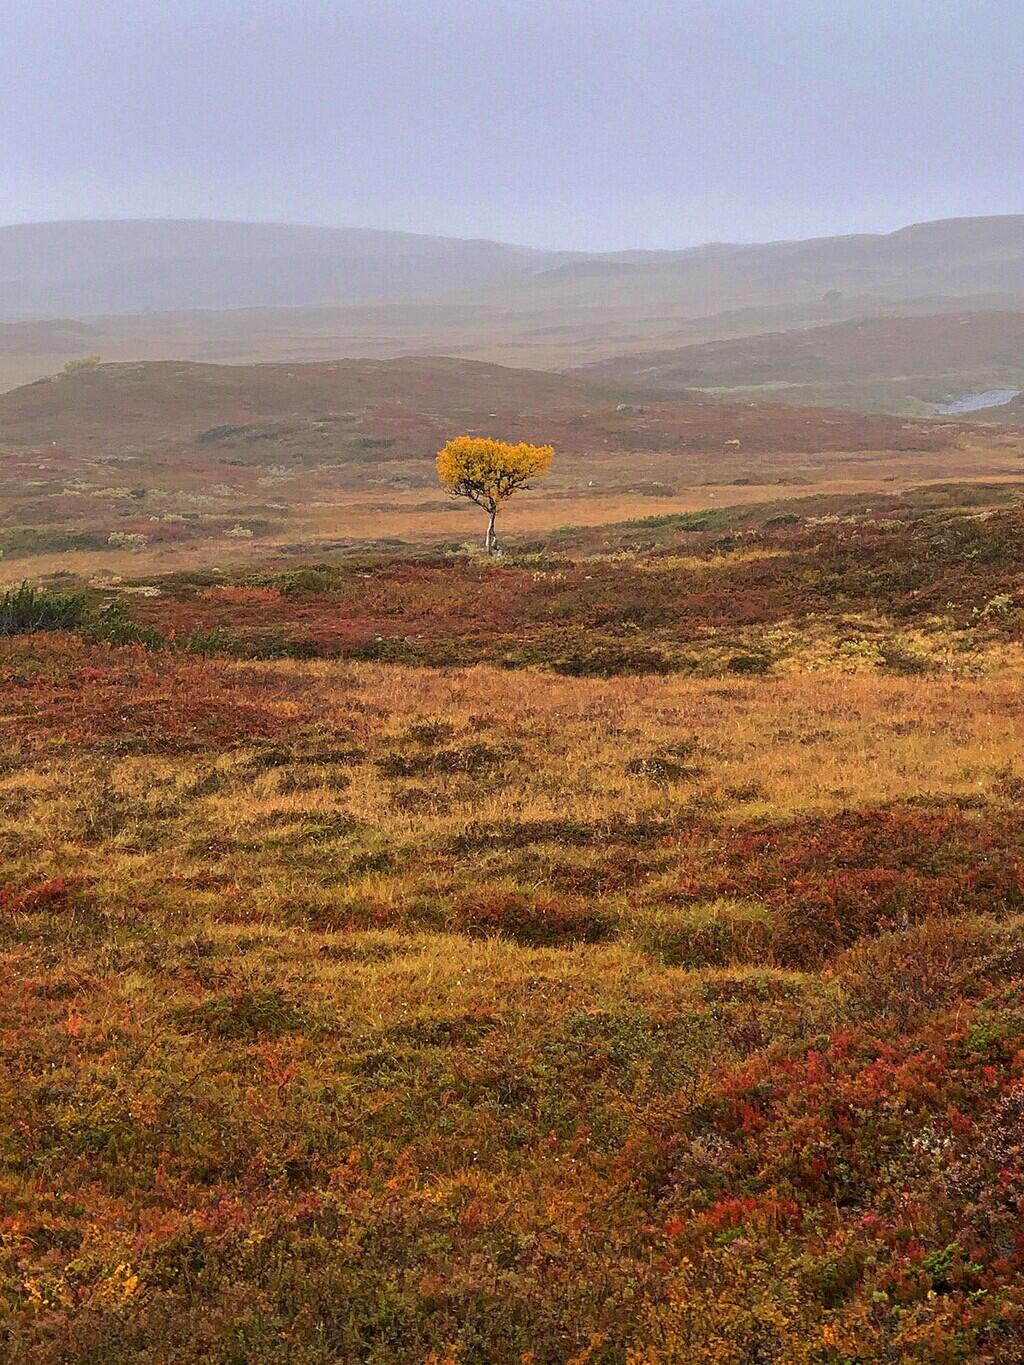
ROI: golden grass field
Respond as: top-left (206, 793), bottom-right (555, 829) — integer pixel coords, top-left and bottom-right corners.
top-left (8, 647), bottom-right (1024, 917)
top-left (5, 609), bottom-right (1024, 1359)
top-left (4, 359), bottom-right (1024, 1359)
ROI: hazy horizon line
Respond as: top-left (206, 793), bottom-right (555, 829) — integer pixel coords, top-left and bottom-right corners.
top-left (3, 209), bottom-right (1023, 258)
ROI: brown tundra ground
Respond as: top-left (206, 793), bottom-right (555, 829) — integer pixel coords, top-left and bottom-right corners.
top-left (3, 369), bottom-right (1024, 1361)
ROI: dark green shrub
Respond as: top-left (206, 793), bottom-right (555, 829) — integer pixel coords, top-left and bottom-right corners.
top-left (0, 583), bottom-right (88, 635)
top-left (185, 627), bottom-right (241, 656)
top-left (265, 565), bottom-right (354, 594)
top-left (725, 652), bottom-right (772, 675)
top-left (85, 600), bottom-right (164, 648)
top-left (877, 641), bottom-right (930, 676)
top-left (552, 642), bottom-right (677, 677)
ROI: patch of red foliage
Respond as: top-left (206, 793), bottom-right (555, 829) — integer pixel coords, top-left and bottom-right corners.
top-left (640, 983), bottom-right (1024, 1355)
top-left (455, 891), bottom-right (613, 945)
top-left (669, 806), bottom-right (1024, 962)
top-left (0, 878), bottom-right (74, 915)
top-left (0, 636), bottom-right (325, 752)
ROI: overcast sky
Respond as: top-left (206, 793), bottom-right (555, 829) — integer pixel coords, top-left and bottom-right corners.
top-left (3, 0), bottom-right (1022, 251)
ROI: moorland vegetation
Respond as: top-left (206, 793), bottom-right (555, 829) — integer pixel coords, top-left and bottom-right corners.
top-left (3, 479), bottom-right (1024, 1360)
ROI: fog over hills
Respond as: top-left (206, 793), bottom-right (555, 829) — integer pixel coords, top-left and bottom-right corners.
top-left (3, 215), bottom-right (1024, 322)
top-left (0, 219), bottom-right (566, 319)
top-left (2, 215), bottom-right (1024, 407)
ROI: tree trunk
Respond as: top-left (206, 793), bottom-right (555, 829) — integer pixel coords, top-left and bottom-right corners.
top-left (484, 505), bottom-right (498, 554)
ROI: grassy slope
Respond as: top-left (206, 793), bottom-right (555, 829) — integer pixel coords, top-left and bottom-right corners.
top-left (577, 310), bottom-right (1024, 414)
top-left (3, 357), bottom-right (1024, 586)
top-left (3, 493), bottom-right (1024, 1360)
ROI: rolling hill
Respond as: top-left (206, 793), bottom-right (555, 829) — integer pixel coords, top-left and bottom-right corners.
top-left (579, 309), bottom-right (1024, 413)
top-left (3, 216), bottom-right (1024, 395)
top-left (2, 355), bottom-right (1019, 584)
top-left (4, 215), bottom-right (1024, 322)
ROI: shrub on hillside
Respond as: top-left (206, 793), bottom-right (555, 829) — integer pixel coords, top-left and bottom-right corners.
top-left (0, 583), bottom-right (88, 635)
top-left (62, 354), bottom-right (102, 374)
top-left (85, 600), bottom-right (164, 648)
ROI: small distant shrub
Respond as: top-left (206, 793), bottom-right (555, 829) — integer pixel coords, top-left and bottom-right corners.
top-left (185, 627), bottom-right (242, 656)
top-left (552, 642), bottom-right (676, 677)
top-left (196, 424), bottom-right (253, 444)
top-left (241, 743), bottom-right (365, 773)
top-left (0, 583), bottom-right (88, 635)
top-left (272, 565), bottom-right (353, 594)
top-left (376, 743), bottom-right (510, 779)
top-left (184, 629), bottom-right (318, 660)
top-left (400, 721), bottom-right (457, 746)
top-left (350, 436), bottom-right (396, 451)
top-left (626, 754), bottom-right (706, 783)
top-left (195, 422), bottom-right (297, 444)
top-left (725, 652), bottom-right (772, 675)
top-left (86, 600), bottom-right (163, 648)
top-left (62, 354), bottom-right (102, 374)
top-left (107, 531), bottom-right (148, 550)
top-left (876, 640), bottom-right (930, 676)
top-left (243, 634), bottom-right (321, 661)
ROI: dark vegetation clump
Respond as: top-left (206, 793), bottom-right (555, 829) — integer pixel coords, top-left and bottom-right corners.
top-left (0, 582), bottom-right (88, 635)
top-left (455, 891), bottom-right (614, 945)
top-left (376, 741), bottom-right (511, 779)
top-left (172, 988), bottom-right (310, 1039)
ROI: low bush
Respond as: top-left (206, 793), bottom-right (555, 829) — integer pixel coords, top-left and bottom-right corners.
top-left (635, 900), bottom-right (773, 967)
top-left (85, 600), bottom-right (164, 648)
top-left (0, 583), bottom-right (88, 635)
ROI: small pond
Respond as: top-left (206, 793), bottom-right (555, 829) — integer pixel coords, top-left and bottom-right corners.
top-left (935, 389), bottom-right (1020, 415)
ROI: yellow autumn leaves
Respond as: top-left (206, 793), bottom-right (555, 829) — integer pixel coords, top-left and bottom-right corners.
top-left (436, 436), bottom-right (554, 503)
top-left (436, 435), bottom-right (555, 551)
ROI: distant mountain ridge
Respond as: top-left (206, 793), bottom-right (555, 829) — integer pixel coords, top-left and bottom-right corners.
top-left (2, 214), bottom-right (1024, 321)
top-left (0, 219), bottom-right (569, 319)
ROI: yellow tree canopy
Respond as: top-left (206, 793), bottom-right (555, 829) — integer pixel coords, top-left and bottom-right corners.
top-left (436, 436), bottom-right (555, 508)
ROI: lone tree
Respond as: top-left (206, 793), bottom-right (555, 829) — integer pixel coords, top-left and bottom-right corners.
top-left (436, 436), bottom-right (555, 553)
